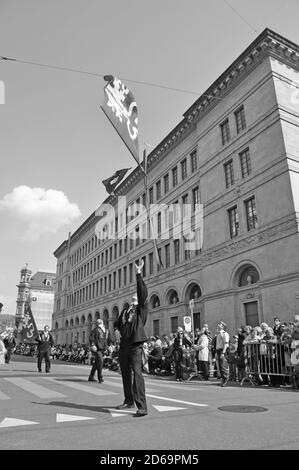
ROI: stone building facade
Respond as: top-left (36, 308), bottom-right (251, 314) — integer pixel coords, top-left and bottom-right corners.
top-left (52, 28), bottom-right (299, 345)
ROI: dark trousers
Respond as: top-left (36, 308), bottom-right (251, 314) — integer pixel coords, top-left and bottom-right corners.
top-left (119, 343), bottom-right (147, 411)
top-left (198, 360), bottom-right (209, 380)
top-left (38, 351), bottom-right (51, 372)
top-left (173, 349), bottom-right (184, 379)
top-left (216, 350), bottom-right (228, 380)
top-left (90, 351), bottom-right (104, 380)
top-left (5, 349), bottom-right (12, 364)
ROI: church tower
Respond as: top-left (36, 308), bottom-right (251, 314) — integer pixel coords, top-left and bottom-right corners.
top-left (15, 263), bottom-right (32, 327)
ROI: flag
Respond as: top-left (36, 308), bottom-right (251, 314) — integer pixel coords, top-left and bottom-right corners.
top-left (18, 302), bottom-right (39, 343)
top-left (102, 168), bottom-right (131, 194)
top-left (101, 75), bottom-right (139, 164)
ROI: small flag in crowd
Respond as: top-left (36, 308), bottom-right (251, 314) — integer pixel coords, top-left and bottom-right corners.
top-left (18, 302), bottom-right (38, 343)
top-left (101, 75), bottom-right (139, 164)
top-left (102, 168), bottom-right (131, 194)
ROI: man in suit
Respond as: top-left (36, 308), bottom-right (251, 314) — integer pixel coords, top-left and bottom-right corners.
top-left (88, 318), bottom-right (108, 383)
top-left (114, 260), bottom-right (148, 417)
top-left (36, 325), bottom-right (54, 373)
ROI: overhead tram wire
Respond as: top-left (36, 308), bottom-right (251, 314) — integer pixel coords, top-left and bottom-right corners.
top-left (0, 55), bottom-right (224, 100)
top-left (222, 0), bottom-right (259, 35)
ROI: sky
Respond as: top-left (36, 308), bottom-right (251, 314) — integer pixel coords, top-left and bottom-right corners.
top-left (0, 0), bottom-right (298, 316)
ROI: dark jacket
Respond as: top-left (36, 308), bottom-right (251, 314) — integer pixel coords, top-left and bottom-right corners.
top-left (3, 336), bottom-right (16, 351)
top-left (114, 273), bottom-right (148, 346)
top-left (173, 335), bottom-right (192, 351)
top-left (36, 332), bottom-right (54, 353)
top-left (89, 327), bottom-right (108, 351)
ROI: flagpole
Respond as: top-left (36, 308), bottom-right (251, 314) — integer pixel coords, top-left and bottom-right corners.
top-left (141, 148), bottom-right (163, 268)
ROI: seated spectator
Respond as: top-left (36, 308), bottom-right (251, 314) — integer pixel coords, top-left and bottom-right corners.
top-left (148, 338), bottom-right (163, 373)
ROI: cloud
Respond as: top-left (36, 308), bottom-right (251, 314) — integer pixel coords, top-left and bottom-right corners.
top-left (0, 185), bottom-right (81, 240)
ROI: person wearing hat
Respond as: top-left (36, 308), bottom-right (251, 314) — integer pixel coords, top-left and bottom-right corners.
top-left (113, 260), bottom-right (149, 417)
top-left (88, 318), bottom-right (108, 383)
top-left (215, 321), bottom-right (230, 386)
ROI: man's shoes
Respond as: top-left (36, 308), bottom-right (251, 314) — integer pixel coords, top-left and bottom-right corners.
top-left (134, 409), bottom-right (148, 417)
top-left (38, 370), bottom-right (42, 373)
top-left (88, 376), bottom-right (97, 382)
top-left (116, 403), bottom-right (135, 410)
top-left (221, 379), bottom-right (228, 387)
top-left (98, 378), bottom-right (104, 383)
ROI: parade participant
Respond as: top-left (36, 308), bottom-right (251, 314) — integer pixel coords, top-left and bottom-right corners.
top-left (215, 321), bottom-right (230, 387)
top-left (114, 260), bottom-right (148, 417)
top-left (172, 327), bottom-right (192, 381)
top-left (88, 318), bottom-right (107, 383)
top-left (36, 325), bottom-right (54, 373)
top-left (3, 329), bottom-right (16, 364)
top-left (0, 334), bottom-right (7, 365)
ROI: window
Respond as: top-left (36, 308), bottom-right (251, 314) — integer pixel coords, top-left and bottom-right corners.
top-left (156, 180), bottom-right (161, 200)
top-left (157, 212), bottom-right (162, 236)
top-left (184, 236), bottom-right (191, 260)
top-left (228, 206), bottom-right (239, 238)
top-left (181, 158), bottom-right (187, 180)
top-left (171, 317), bottom-right (178, 334)
top-left (149, 252), bottom-right (154, 274)
top-left (190, 149), bottom-right (198, 173)
top-left (118, 269), bottom-right (122, 288)
top-left (164, 174), bottom-right (169, 194)
top-left (174, 240), bottom-right (180, 264)
top-left (192, 187), bottom-right (200, 211)
top-left (153, 319), bottom-right (160, 337)
top-left (119, 240), bottom-right (122, 257)
top-left (172, 166), bottom-right (178, 187)
top-left (245, 197), bottom-right (257, 231)
top-left (224, 160), bottom-right (234, 188)
top-left (182, 194), bottom-right (189, 218)
top-left (157, 248), bottom-right (162, 271)
top-left (129, 263), bottom-right (133, 283)
top-left (113, 272), bottom-right (116, 290)
top-left (165, 244), bottom-right (170, 268)
top-left (123, 266), bottom-right (127, 285)
top-left (109, 247), bottom-right (113, 263)
top-left (114, 243), bottom-right (117, 259)
top-left (235, 105), bottom-right (246, 133)
top-left (149, 187), bottom-right (154, 204)
top-left (239, 148), bottom-right (252, 178)
top-left (220, 119), bottom-right (230, 145)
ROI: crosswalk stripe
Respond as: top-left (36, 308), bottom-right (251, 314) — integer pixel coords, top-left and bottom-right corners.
top-left (0, 417), bottom-right (39, 428)
top-left (4, 377), bottom-right (66, 399)
top-left (0, 390), bottom-right (11, 400)
top-left (83, 379), bottom-right (160, 393)
top-left (56, 413), bottom-right (96, 423)
top-left (108, 376), bottom-right (201, 391)
top-left (147, 393), bottom-right (208, 407)
top-left (43, 377), bottom-right (117, 396)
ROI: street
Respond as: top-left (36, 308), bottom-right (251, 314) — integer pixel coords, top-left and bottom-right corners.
top-left (0, 357), bottom-right (299, 451)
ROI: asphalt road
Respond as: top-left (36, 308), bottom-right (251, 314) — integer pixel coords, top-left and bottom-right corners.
top-left (0, 357), bottom-right (299, 453)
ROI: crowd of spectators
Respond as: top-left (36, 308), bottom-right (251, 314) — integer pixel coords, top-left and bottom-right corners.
top-left (7, 314), bottom-right (299, 388)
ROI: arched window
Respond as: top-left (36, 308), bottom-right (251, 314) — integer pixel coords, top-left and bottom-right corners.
top-left (103, 309), bottom-right (109, 329)
top-left (150, 294), bottom-right (160, 309)
top-left (70, 318), bottom-right (74, 328)
top-left (186, 282), bottom-right (202, 301)
top-left (55, 322), bottom-right (58, 330)
top-left (95, 311), bottom-right (100, 321)
top-left (167, 289), bottom-right (179, 305)
top-left (238, 265), bottom-right (260, 287)
top-left (81, 315), bottom-right (86, 325)
top-left (65, 320), bottom-right (69, 328)
top-left (75, 316), bottom-right (79, 326)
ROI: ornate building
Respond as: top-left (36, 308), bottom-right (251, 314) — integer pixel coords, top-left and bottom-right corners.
top-left (15, 264), bottom-right (55, 331)
top-left (52, 28), bottom-right (299, 344)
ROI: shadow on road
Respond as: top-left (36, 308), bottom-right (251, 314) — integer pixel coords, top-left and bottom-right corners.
top-left (31, 401), bottom-right (115, 414)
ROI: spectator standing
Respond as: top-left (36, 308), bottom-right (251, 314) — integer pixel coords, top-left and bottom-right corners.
top-left (215, 321), bottom-right (230, 387)
top-left (3, 330), bottom-right (17, 364)
top-left (36, 325), bottom-right (54, 373)
top-left (172, 327), bottom-right (192, 382)
top-left (194, 327), bottom-right (210, 380)
top-left (88, 319), bottom-right (108, 383)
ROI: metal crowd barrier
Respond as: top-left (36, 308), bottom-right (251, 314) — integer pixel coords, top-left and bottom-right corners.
top-left (241, 341), bottom-right (299, 388)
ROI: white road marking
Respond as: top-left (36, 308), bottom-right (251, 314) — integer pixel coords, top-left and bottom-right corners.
top-left (110, 413), bottom-right (127, 418)
top-left (147, 394), bottom-right (208, 407)
top-left (43, 377), bottom-right (117, 396)
top-left (152, 405), bottom-right (187, 412)
top-left (56, 413), bottom-right (96, 423)
top-left (0, 390), bottom-right (10, 400)
top-left (105, 408), bottom-right (136, 414)
top-left (4, 377), bottom-right (66, 399)
top-left (0, 417), bottom-right (39, 428)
